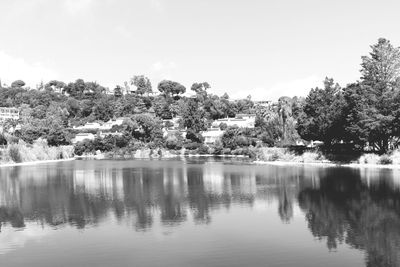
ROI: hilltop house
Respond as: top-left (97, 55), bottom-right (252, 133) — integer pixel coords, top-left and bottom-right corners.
top-left (73, 118), bottom-right (127, 131)
top-left (211, 114), bottom-right (256, 129)
top-left (0, 107), bottom-right (19, 122)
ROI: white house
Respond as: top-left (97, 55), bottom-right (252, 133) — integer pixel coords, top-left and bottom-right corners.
top-left (102, 118), bottom-right (126, 130)
top-left (212, 114), bottom-right (256, 129)
top-left (72, 133), bottom-right (96, 144)
top-left (0, 107), bottom-right (19, 122)
top-left (162, 117), bottom-right (181, 129)
top-left (201, 128), bottom-right (224, 145)
top-left (73, 118), bottom-right (127, 131)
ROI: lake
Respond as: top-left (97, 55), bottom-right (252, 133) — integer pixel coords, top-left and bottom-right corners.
top-left (0, 159), bottom-right (400, 267)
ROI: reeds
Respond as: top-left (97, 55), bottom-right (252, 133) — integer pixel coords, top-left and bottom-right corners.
top-left (1, 139), bottom-right (74, 164)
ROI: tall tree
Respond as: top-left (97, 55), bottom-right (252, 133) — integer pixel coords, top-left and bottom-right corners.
top-left (182, 98), bottom-right (206, 133)
top-left (130, 75), bottom-right (152, 95)
top-left (297, 78), bottom-right (345, 145)
top-left (343, 38), bottom-right (400, 152)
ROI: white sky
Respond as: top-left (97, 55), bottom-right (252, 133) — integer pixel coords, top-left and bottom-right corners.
top-left (0, 0), bottom-right (400, 100)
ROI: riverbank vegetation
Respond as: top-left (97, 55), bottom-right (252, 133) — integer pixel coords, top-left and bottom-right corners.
top-left (0, 139), bottom-right (73, 164)
top-left (1, 38), bottom-right (400, 165)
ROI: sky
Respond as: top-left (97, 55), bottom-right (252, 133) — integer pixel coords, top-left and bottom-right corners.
top-left (1, 0), bottom-right (400, 100)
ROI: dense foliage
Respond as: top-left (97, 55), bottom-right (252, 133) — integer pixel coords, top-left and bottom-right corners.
top-left (1, 38), bottom-right (400, 155)
top-left (297, 38), bottom-right (400, 153)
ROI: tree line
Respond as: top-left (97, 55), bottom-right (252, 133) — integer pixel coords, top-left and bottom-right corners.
top-left (0, 38), bottom-right (399, 155)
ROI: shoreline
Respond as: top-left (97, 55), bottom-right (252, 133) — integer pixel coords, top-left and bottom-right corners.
top-left (253, 160), bottom-right (400, 169)
top-left (0, 158), bottom-right (75, 168)
top-left (2, 156), bottom-right (400, 170)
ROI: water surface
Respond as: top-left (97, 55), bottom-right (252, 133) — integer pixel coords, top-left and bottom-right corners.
top-left (1, 159), bottom-right (400, 267)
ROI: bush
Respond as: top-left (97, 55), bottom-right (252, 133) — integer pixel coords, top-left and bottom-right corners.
top-left (0, 133), bottom-right (7, 145)
top-left (391, 149), bottom-right (400, 165)
top-left (301, 151), bottom-right (324, 163)
top-left (222, 148), bottom-right (231, 155)
top-left (8, 144), bottom-right (22, 163)
top-left (209, 140), bottom-right (223, 155)
top-left (358, 154), bottom-right (380, 164)
top-left (257, 147), bottom-right (289, 161)
top-left (186, 130), bottom-right (204, 143)
top-left (197, 145), bottom-right (210, 154)
top-left (379, 154), bottom-right (393, 165)
top-left (259, 133), bottom-right (275, 147)
top-left (184, 142), bottom-right (201, 150)
top-left (165, 132), bottom-right (184, 150)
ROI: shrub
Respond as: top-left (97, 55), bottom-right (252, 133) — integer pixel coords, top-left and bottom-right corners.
top-left (186, 130), bottom-right (204, 143)
top-left (8, 144), bottom-right (22, 163)
top-left (379, 154), bottom-right (393, 165)
top-left (165, 132), bottom-right (184, 150)
top-left (359, 154), bottom-right (380, 164)
top-left (197, 145), bottom-right (209, 154)
top-left (301, 151), bottom-right (324, 163)
top-left (0, 133), bottom-right (7, 145)
top-left (219, 122), bottom-right (228, 130)
top-left (209, 140), bottom-right (223, 155)
top-left (184, 142), bottom-right (201, 150)
top-left (391, 149), bottom-right (400, 165)
top-left (222, 148), bottom-right (231, 155)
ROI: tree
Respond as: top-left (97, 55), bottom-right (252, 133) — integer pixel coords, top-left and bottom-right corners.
top-left (157, 80), bottom-right (186, 99)
top-left (11, 80), bottom-right (25, 88)
top-left (343, 38), bottom-right (400, 152)
top-left (182, 98), bottom-right (206, 133)
top-left (45, 80), bottom-right (66, 93)
top-left (361, 38), bottom-right (400, 89)
top-left (47, 128), bottom-right (71, 146)
top-left (297, 78), bottom-right (345, 145)
top-left (221, 126), bottom-right (241, 150)
top-left (130, 75), bottom-right (152, 95)
top-left (191, 82), bottom-right (210, 94)
top-left (130, 114), bottom-right (163, 143)
top-left (114, 85), bottom-right (123, 97)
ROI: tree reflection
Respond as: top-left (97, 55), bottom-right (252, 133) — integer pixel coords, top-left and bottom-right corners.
top-left (0, 207), bottom-right (24, 230)
top-left (0, 162), bottom-right (306, 235)
top-left (298, 168), bottom-right (400, 267)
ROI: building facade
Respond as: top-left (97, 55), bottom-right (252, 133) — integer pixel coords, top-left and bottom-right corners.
top-left (0, 107), bottom-right (19, 122)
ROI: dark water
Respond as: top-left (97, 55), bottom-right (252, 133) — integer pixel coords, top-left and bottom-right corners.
top-left (1, 159), bottom-right (400, 267)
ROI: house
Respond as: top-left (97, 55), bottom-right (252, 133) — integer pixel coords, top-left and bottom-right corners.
top-left (102, 118), bottom-right (126, 130)
top-left (212, 114), bottom-right (256, 129)
top-left (254, 100), bottom-right (271, 107)
top-left (162, 117), bottom-right (181, 129)
top-left (73, 122), bottom-right (102, 131)
top-left (163, 128), bottom-right (187, 138)
top-left (73, 118), bottom-right (127, 131)
top-left (201, 128), bottom-right (224, 145)
top-left (0, 107), bottom-right (19, 122)
top-left (73, 133), bottom-right (96, 144)
top-left (99, 131), bottom-right (123, 139)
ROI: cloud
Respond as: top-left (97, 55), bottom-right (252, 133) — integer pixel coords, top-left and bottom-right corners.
top-left (229, 75), bottom-right (322, 101)
top-left (149, 0), bottom-right (163, 13)
top-left (152, 61), bottom-right (176, 71)
top-left (115, 25), bottom-right (133, 39)
top-left (151, 61), bottom-right (177, 80)
top-left (0, 51), bottom-right (58, 87)
top-left (64, 0), bottom-right (94, 15)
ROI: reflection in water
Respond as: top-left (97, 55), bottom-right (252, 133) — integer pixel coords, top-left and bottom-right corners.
top-left (0, 160), bottom-right (304, 231)
top-left (298, 168), bottom-right (400, 267)
top-left (0, 160), bottom-right (400, 266)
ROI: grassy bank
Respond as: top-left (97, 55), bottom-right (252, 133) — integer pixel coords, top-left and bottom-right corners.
top-left (0, 139), bottom-right (74, 164)
top-left (255, 147), bottom-right (400, 166)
